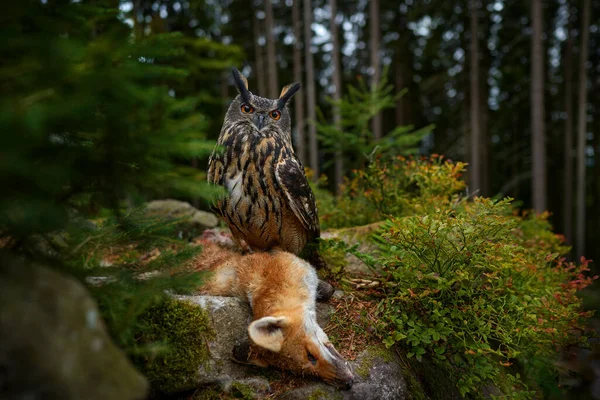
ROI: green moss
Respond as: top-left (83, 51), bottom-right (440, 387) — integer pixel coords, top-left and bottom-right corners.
top-left (307, 387), bottom-right (341, 400)
top-left (190, 386), bottom-right (222, 400)
top-left (229, 382), bottom-right (256, 400)
top-left (134, 297), bottom-right (215, 394)
top-left (354, 345), bottom-right (395, 379)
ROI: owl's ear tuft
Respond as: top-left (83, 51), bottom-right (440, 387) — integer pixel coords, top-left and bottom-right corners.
top-left (277, 83), bottom-right (301, 109)
top-left (232, 68), bottom-right (251, 103)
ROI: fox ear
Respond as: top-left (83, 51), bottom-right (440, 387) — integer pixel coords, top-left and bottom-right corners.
top-left (248, 316), bottom-right (288, 352)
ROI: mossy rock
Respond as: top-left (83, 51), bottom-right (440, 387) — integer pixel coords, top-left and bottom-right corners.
top-left (395, 349), bottom-right (462, 400)
top-left (279, 346), bottom-right (406, 400)
top-left (134, 297), bottom-right (215, 395)
top-left (277, 384), bottom-right (343, 400)
top-left (0, 253), bottom-right (148, 400)
top-left (189, 378), bottom-right (270, 399)
top-left (354, 345), bottom-right (396, 379)
top-left (145, 199), bottom-right (219, 238)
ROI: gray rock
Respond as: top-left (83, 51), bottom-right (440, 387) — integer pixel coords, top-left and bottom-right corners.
top-left (316, 303), bottom-right (335, 328)
top-left (348, 348), bottom-right (406, 400)
top-left (278, 347), bottom-right (406, 400)
top-left (172, 295), bottom-right (257, 384)
top-left (276, 383), bottom-right (342, 400)
top-left (169, 297), bottom-right (406, 399)
top-left (146, 199), bottom-right (219, 231)
top-left (0, 253), bottom-right (148, 400)
top-left (222, 377), bottom-right (271, 397)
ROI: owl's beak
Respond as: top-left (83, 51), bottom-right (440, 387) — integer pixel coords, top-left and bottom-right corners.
top-left (253, 113), bottom-right (267, 130)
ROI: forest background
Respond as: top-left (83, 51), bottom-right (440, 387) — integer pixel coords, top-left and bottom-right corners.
top-left (2, 0), bottom-right (600, 397)
top-left (105, 0), bottom-right (598, 265)
top-left (4, 0), bottom-right (598, 264)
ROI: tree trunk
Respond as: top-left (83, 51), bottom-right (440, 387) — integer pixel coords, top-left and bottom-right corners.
top-left (369, 0), bottom-right (382, 140)
top-left (330, 0), bottom-right (343, 193)
top-left (253, 9), bottom-right (267, 96)
top-left (530, 0), bottom-right (547, 212)
top-left (303, 0), bottom-right (319, 179)
top-left (394, 58), bottom-right (406, 126)
top-left (132, 0), bottom-right (143, 40)
top-left (576, 0), bottom-right (591, 258)
top-left (264, 0), bottom-right (279, 98)
top-left (563, 9), bottom-right (574, 245)
top-left (469, 0), bottom-right (481, 196)
top-left (479, 0), bottom-right (491, 197)
top-left (291, 0), bottom-right (305, 164)
top-left (394, 15), bottom-right (412, 127)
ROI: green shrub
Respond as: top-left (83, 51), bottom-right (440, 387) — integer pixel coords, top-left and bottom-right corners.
top-left (367, 197), bottom-right (595, 398)
top-left (315, 155), bottom-right (467, 230)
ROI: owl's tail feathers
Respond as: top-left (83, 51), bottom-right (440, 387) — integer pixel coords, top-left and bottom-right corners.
top-left (301, 242), bottom-right (327, 270)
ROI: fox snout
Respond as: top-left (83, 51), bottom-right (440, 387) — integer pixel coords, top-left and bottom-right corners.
top-left (331, 372), bottom-right (355, 390)
top-left (328, 365), bottom-right (355, 389)
top-left (325, 343), bottom-right (355, 389)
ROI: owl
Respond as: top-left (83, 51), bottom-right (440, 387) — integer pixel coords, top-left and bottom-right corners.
top-left (207, 68), bottom-right (321, 261)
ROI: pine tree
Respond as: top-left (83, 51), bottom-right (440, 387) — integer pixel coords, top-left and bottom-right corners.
top-left (0, 1), bottom-right (239, 245)
top-left (0, 0), bottom-right (240, 360)
top-left (317, 72), bottom-right (433, 174)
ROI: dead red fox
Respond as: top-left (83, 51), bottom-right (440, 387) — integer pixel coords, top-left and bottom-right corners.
top-left (189, 242), bottom-right (355, 389)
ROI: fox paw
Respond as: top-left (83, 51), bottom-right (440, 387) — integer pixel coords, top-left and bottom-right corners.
top-left (231, 341), bottom-right (252, 365)
top-left (316, 280), bottom-right (335, 302)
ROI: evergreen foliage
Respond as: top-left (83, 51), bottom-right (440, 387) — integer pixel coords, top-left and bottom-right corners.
top-left (316, 71), bottom-right (433, 173)
top-left (0, 2), bottom-right (238, 391)
top-left (0, 0), bottom-right (240, 246)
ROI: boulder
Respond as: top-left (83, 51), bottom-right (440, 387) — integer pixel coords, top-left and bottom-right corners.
top-left (170, 295), bottom-right (411, 399)
top-left (146, 199), bottom-right (219, 233)
top-left (316, 303), bottom-right (335, 328)
top-left (171, 295), bottom-right (337, 389)
top-left (0, 252), bottom-right (148, 400)
top-left (278, 347), bottom-right (407, 400)
top-left (171, 295), bottom-right (255, 385)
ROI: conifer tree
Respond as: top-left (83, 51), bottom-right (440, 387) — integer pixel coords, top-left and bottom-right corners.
top-left (317, 72), bottom-right (433, 175)
top-left (0, 0), bottom-right (240, 362)
top-left (1, 0), bottom-right (239, 246)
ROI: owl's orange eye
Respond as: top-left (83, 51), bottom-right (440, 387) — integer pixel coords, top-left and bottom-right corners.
top-left (241, 104), bottom-right (255, 114)
top-left (269, 110), bottom-right (281, 120)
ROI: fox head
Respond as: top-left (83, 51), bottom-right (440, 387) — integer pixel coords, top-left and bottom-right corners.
top-left (247, 306), bottom-right (355, 388)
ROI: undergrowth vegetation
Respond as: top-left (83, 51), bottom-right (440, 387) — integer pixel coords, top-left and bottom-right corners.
top-left (67, 209), bottom-right (210, 393)
top-left (315, 155), bottom-right (596, 399)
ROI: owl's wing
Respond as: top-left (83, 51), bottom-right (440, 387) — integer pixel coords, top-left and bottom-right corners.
top-left (207, 143), bottom-right (225, 185)
top-left (275, 156), bottom-right (320, 239)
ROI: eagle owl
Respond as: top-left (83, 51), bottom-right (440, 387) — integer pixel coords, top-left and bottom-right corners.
top-left (207, 68), bottom-right (321, 260)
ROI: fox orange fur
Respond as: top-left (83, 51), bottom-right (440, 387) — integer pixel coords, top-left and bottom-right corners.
top-left (190, 242), bottom-right (354, 388)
